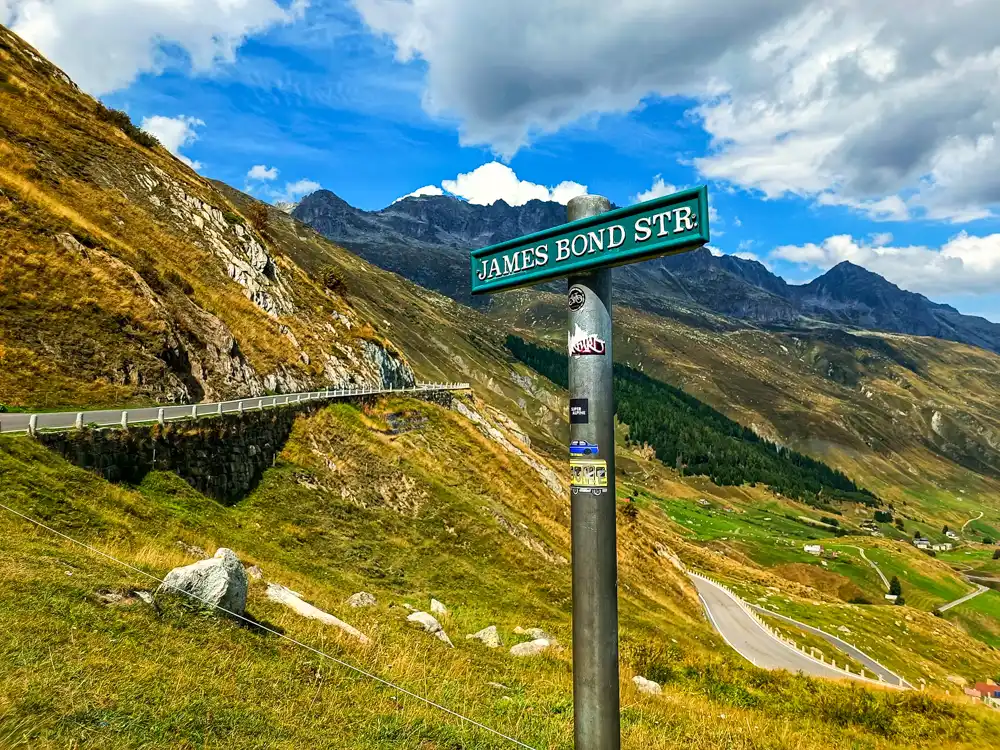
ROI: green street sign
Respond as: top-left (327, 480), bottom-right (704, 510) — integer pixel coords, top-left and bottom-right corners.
top-left (470, 186), bottom-right (709, 295)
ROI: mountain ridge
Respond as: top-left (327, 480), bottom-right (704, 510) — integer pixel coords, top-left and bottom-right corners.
top-left (293, 191), bottom-right (1000, 354)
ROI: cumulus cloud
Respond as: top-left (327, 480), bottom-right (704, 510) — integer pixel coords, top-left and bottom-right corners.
top-left (393, 184), bottom-right (445, 203)
top-left (275, 178), bottom-right (321, 202)
top-left (772, 232), bottom-right (1000, 296)
top-left (1, 0), bottom-right (307, 95)
top-left (439, 162), bottom-right (586, 206)
top-left (633, 176), bottom-right (680, 204)
top-left (247, 164), bottom-right (279, 181)
top-left (140, 115), bottom-right (204, 170)
top-left (354, 0), bottom-right (1000, 221)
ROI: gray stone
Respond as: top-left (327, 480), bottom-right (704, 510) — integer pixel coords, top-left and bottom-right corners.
top-left (407, 611), bottom-right (454, 647)
top-left (632, 676), bottom-right (662, 695)
top-left (509, 638), bottom-right (551, 657)
top-left (466, 625), bottom-right (502, 648)
top-left (267, 584), bottom-right (369, 644)
top-left (346, 592), bottom-right (377, 608)
top-left (246, 565), bottom-right (264, 581)
top-left (430, 598), bottom-right (448, 616)
top-left (513, 626), bottom-right (551, 640)
top-left (158, 548), bottom-right (249, 616)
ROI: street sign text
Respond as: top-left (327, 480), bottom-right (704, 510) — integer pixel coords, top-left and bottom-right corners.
top-left (470, 186), bottom-right (709, 295)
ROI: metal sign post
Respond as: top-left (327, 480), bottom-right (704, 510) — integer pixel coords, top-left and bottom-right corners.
top-left (470, 187), bottom-right (709, 749)
top-left (566, 195), bottom-right (619, 749)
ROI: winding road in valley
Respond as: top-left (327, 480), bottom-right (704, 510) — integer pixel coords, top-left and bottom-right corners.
top-left (690, 574), bottom-right (872, 682)
top-left (939, 583), bottom-right (990, 612)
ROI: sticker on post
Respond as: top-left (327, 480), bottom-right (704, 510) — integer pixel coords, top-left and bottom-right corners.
top-left (568, 287), bottom-right (586, 311)
top-left (569, 398), bottom-right (589, 424)
top-left (569, 325), bottom-right (606, 357)
top-left (570, 458), bottom-right (608, 494)
top-left (570, 440), bottom-right (599, 456)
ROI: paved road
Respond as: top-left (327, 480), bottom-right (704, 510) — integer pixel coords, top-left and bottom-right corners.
top-left (939, 582), bottom-right (990, 612)
top-left (690, 575), bottom-right (855, 681)
top-left (0, 383), bottom-right (469, 434)
top-left (749, 606), bottom-right (907, 686)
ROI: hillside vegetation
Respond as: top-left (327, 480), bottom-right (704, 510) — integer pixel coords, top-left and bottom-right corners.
top-left (5, 398), bottom-right (1000, 749)
top-left (4, 21), bottom-right (1000, 748)
top-left (507, 335), bottom-right (877, 507)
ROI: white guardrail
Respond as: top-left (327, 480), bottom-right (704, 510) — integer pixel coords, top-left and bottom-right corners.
top-left (0, 382), bottom-right (471, 436)
top-left (687, 569), bottom-right (906, 689)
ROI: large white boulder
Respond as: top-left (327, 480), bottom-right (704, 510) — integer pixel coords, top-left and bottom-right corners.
top-left (407, 611), bottom-right (454, 647)
top-left (158, 548), bottom-right (248, 616)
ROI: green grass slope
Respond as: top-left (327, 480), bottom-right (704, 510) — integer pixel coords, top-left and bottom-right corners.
top-left (4, 399), bottom-right (1000, 748)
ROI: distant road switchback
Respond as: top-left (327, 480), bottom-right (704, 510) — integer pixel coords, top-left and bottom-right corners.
top-left (690, 573), bottom-right (905, 687)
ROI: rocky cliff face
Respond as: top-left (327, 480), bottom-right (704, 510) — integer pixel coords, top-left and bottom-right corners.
top-left (295, 191), bottom-right (1000, 354)
top-left (0, 26), bottom-right (414, 408)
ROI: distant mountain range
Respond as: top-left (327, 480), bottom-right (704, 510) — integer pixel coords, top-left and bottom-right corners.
top-left (292, 191), bottom-right (1000, 354)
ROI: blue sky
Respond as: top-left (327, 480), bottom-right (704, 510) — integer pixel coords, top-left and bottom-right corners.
top-left (5, 0), bottom-right (1000, 321)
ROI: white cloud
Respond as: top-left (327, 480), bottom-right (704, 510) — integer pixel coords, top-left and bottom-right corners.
top-left (440, 162), bottom-right (586, 206)
top-left (275, 178), bottom-right (321, 202)
top-left (353, 0), bottom-right (1000, 221)
top-left (1, 0), bottom-right (307, 95)
top-left (772, 232), bottom-right (1000, 296)
top-left (140, 115), bottom-right (204, 170)
top-left (393, 184), bottom-right (445, 203)
top-left (869, 232), bottom-right (893, 247)
top-left (247, 164), bottom-right (279, 181)
top-left (633, 176), bottom-right (680, 204)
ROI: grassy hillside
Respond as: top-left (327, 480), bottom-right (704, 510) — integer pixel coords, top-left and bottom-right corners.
top-left (0, 26), bottom-right (412, 409)
top-left (5, 398), bottom-right (1000, 749)
top-left (494, 290), bottom-right (1000, 535)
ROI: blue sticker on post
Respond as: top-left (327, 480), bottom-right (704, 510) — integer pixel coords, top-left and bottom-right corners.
top-left (570, 440), bottom-right (599, 456)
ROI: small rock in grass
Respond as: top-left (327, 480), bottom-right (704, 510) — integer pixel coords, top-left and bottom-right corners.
top-left (513, 626), bottom-right (552, 640)
top-left (837, 625), bottom-right (851, 635)
top-left (467, 625), bottom-right (502, 648)
top-left (487, 682), bottom-right (510, 691)
top-left (430, 598), bottom-right (448, 615)
top-left (632, 676), bottom-right (662, 695)
top-left (175, 541), bottom-right (209, 559)
top-left (407, 611), bottom-right (454, 647)
top-left (510, 639), bottom-right (551, 657)
top-left (346, 592), bottom-right (377, 608)
top-left (246, 565), bottom-right (264, 581)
